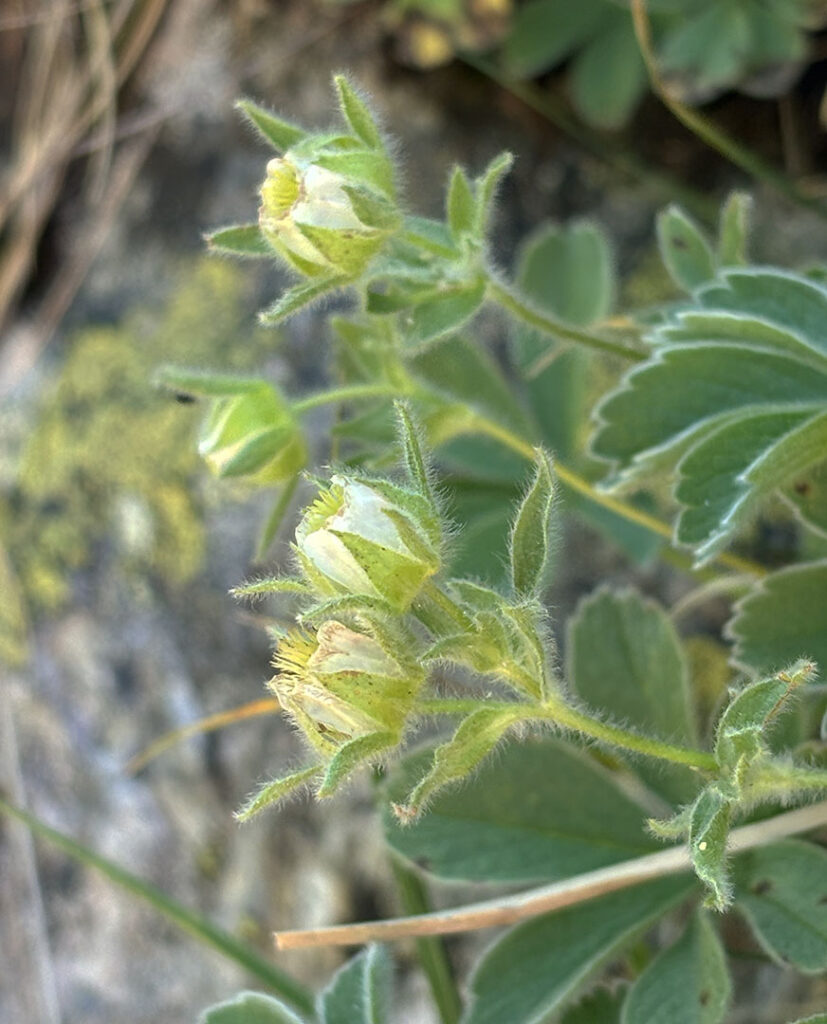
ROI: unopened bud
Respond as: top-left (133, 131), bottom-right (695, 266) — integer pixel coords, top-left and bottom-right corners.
top-left (199, 383), bottom-right (306, 484)
top-left (295, 475), bottom-right (440, 609)
top-left (259, 156), bottom-right (396, 278)
top-left (270, 620), bottom-right (424, 752)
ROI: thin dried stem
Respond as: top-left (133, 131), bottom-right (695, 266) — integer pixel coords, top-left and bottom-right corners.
top-left (275, 800), bottom-right (827, 949)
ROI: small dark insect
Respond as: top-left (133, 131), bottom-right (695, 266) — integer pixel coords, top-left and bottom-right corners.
top-left (670, 235), bottom-right (689, 250)
top-left (793, 480), bottom-right (811, 496)
top-left (751, 879), bottom-right (772, 896)
top-left (699, 991), bottom-right (710, 1007)
top-left (174, 392), bottom-right (196, 404)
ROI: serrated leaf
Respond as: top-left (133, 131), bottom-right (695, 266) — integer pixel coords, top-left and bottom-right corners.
top-left (199, 991), bottom-right (306, 1024)
top-left (446, 165), bottom-right (476, 242)
top-left (567, 587), bottom-right (698, 804)
top-left (403, 280), bottom-right (486, 349)
top-left (320, 946), bottom-right (391, 1024)
top-left (657, 205), bottom-right (715, 293)
top-left (675, 406), bottom-right (827, 563)
top-left (333, 75), bottom-right (382, 150)
top-left (207, 224), bottom-right (272, 259)
top-left (258, 278), bottom-right (346, 326)
top-left (621, 910), bottom-right (731, 1024)
top-left (463, 877), bottom-right (695, 1024)
top-left (236, 98), bottom-right (306, 152)
top-left (717, 192), bottom-right (751, 266)
top-left (510, 449), bottom-right (555, 596)
top-left (734, 840), bottom-right (827, 972)
top-left (502, 0), bottom-right (605, 78)
top-left (728, 560), bottom-right (827, 674)
top-left (383, 737), bottom-right (658, 883)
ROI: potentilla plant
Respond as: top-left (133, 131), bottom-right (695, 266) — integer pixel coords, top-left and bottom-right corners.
top-left (161, 78), bottom-right (827, 1024)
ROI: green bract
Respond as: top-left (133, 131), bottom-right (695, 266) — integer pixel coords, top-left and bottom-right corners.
top-left (295, 475), bottom-right (441, 610)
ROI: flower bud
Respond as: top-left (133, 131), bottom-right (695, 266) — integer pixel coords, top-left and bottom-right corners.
top-left (259, 156), bottom-right (396, 278)
top-left (270, 620), bottom-right (424, 753)
top-left (198, 383), bottom-right (306, 485)
top-left (295, 476), bottom-right (440, 609)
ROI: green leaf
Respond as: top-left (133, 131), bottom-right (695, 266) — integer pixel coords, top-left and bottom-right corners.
top-left (657, 205), bottom-right (716, 293)
top-left (570, 16), bottom-right (648, 130)
top-left (236, 98), bottom-right (306, 152)
top-left (207, 224), bottom-right (272, 259)
top-left (333, 75), bottom-right (383, 150)
top-left (320, 946), bottom-right (391, 1024)
top-left (781, 458), bottom-right (827, 538)
top-left (404, 280), bottom-right (486, 349)
top-left (446, 165), bottom-right (476, 242)
top-left (728, 560), bottom-right (827, 675)
top-left (199, 992), bottom-right (307, 1024)
top-left (510, 449), bottom-right (555, 596)
top-left (464, 877), bottom-right (695, 1024)
top-left (791, 1016), bottom-right (827, 1024)
top-left (383, 737), bottom-right (658, 883)
top-left (502, 0), bottom-right (605, 78)
top-left (0, 797), bottom-right (315, 1017)
top-left (258, 278), bottom-right (347, 326)
top-left (734, 840), bottom-right (827, 973)
top-left (688, 787), bottom-right (732, 910)
top-left (394, 401), bottom-right (434, 502)
top-left (395, 706), bottom-right (534, 820)
top-left (621, 910), bottom-right (731, 1024)
top-left (717, 192), bottom-right (751, 266)
top-left (567, 587), bottom-right (697, 804)
top-left (674, 407), bottom-right (827, 563)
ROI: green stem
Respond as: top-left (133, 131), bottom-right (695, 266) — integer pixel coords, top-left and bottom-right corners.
top-left (487, 278), bottom-right (646, 363)
top-left (292, 382), bottom-right (406, 414)
top-left (390, 856), bottom-right (462, 1024)
top-left (0, 796), bottom-right (317, 1018)
top-left (420, 697), bottom-right (517, 716)
top-left (751, 763), bottom-right (827, 798)
top-left (538, 698), bottom-right (718, 772)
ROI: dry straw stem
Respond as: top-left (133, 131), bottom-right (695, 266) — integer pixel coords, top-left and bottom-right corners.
top-left (275, 800), bottom-right (827, 949)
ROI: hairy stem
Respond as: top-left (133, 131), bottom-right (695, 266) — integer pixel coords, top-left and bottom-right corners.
top-left (487, 277), bottom-right (646, 363)
top-left (291, 381), bottom-right (407, 413)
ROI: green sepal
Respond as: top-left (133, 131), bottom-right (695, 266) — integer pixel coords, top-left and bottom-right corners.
top-left (314, 149), bottom-right (395, 199)
top-left (236, 97), bottom-right (306, 152)
top-left (446, 164), bottom-right (476, 243)
top-left (334, 74), bottom-right (383, 150)
top-left (717, 192), bottom-right (751, 266)
top-left (216, 424), bottom-right (294, 478)
top-left (155, 367), bottom-right (265, 399)
top-left (395, 400), bottom-right (435, 504)
top-left (298, 593), bottom-right (398, 623)
top-left (316, 731), bottom-right (398, 798)
top-left (231, 577), bottom-right (309, 599)
top-left (258, 277), bottom-right (347, 326)
top-left (510, 448), bottom-right (555, 597)
top-left (206, 223), bottom-right (272, 259)
top-left (474, 151), bottom-right (514, 238)
top-left (394, 706), bottom-right (535, 821)
top-left (657, 204), bottom-right (715, 293)
top-left (235, 765), bottom-right (322, 821)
